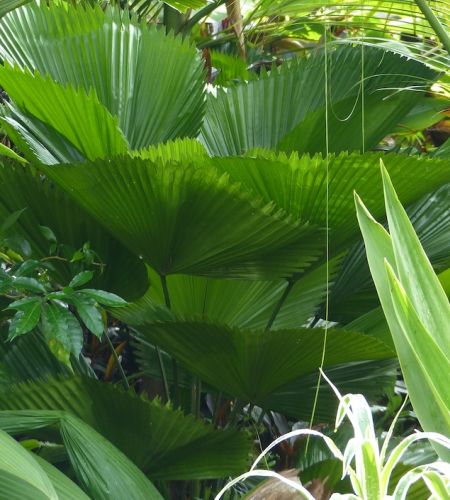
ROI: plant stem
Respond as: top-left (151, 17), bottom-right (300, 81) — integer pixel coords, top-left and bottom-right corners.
top-left (103, 330), bottom-right (129, 391)
top-left (156, 346), bottom-right (171, 403)
top-left (128, 326), bottom-right (171, 402)
top-left (160, 274), bottom-right (180, 406)
top-left (181, 0), bottom-right (227, 34)
top-left (265, 279), bottom-right (295, 331)
top-left (414, 0), bottom-right (450, 55)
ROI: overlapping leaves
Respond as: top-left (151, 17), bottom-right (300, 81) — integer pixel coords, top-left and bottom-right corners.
top-left (126, 320), bottom-right (393, 403)
top-left (201, 46), bottom-right (437, 156)
top-left (356, 164), bottom-right (450, 460)
top-left (0, 160), bottom-right (148, 299)
top-left (0, 2), bottom-right (205, 162)
top-left (0, 376), bottom-right (250, 479)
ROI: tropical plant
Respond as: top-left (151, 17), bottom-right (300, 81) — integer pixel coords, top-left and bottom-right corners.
top-left (356, 163), bottom-right (450, 461)
top-left (217, 371), bottom-right (450, 499)
top-left (0, 0), bottom-right (448, 498)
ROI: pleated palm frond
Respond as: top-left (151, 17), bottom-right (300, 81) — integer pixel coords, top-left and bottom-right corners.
top-left (131, 334), bottom-right (398, 422)
top-left (201, 46), bottom-right (437, 156)
top-left (43, 156), bottom-right (324, 279)
top-left (211, 152), bottom-right (450, 251)
top-left (119, 258), bottom-right (341, 330)
top-left (0, 427), bottom-right (89, 500)
top-left (244, 1), bottom-right (450, 71)
top-left (124, 320), bottom-right (394, 404)
top-left (0, 376), bottom-right (251, 480)
top-left (0, 330), bottom-right (89, 389)
top-left (0, 410), bottom-right (163, 500)
top-left (41, 152), bottom-right (449, 280)
top-left (0, 160), bottom-right (148, 299)
top-left (0, 2), bottom-right (205, 162)
top-left (264, 358), bottom-right (399, 421)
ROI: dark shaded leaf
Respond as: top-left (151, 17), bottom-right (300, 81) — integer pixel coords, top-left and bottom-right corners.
top-left (0, 376), bottom-right (251, 480)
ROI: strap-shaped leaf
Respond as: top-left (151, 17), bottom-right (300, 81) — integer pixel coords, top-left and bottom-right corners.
top-left (0, 160), bottom-right (148, 299)
top-left (0, 411), bottom-right (163, 500)
top-left (0, 66), bottom-right (129, 161)
top-left (130, 320), bottom-right (394, 403)
top-left (0, 3), bottom-right (205, 154)
top-left (355, 170), bottom-right (450, 461)
top-left (43, 157), bottom-right (323, 279)
top-left (0, 429), bottom-right (58, 500)
top-left (382, 166), bottom-right (450, 349)
top-left (201, 46), bottom-right (436, 156)
top-left (331, 183), bottom-right (450, 325)
top-left (31, 454), bottom-right (90, 500)
top-left (0, 376), bottom-right (251, 480)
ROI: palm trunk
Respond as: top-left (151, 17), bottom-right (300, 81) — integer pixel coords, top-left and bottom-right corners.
top-left (226, 0), bottom-right (246, 60)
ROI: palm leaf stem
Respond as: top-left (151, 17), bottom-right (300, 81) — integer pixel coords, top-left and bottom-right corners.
top-left (104, 329), bottom-right (130, 391)
top-left (130, 326), bottom-right (171, 402)
top-left (160, 274), bottom-right (180, 406)
top-left (182, 0), bottom-right (227, 34)
top-left (414, 0), bottom-right (450, 55)
top-left (265, 278), bottom-right (295, 331)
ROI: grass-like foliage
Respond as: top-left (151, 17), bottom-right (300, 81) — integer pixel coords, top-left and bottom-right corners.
top-left (217, 370), bottom-right (450, 499)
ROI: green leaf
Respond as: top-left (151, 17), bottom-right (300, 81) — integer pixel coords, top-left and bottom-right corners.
top-left (201, 46), bottom-right (436, 156)
top-left (0, 142), bottom-right (27, 163)
top-left (69, 271), bottom-right (93, 289)
top-left (31, 454), bottom-right (90, 500)
top-left (165, 0), bottom-right (206, 12)
top-left (1, 207), bottom-right (26, 233)
top-left (0, 428), bottom-right (58, 500)
top-left (43, 156), bottom-right (323, 279)
top-left (225, 152), bottom-right (450, 248)
top-left (0, 411), bottom-right (164, 500)
top-left (13, 276), bottom-right (46, 293)
top-left (8, 299), bottom-right (41, 339)
top-left (118, 259), bottom-right (339, 332)
top-left (0, 0), bottom-right (30, 18)
top-left (0, 161), bottom-right (148, 300)
top-left (0, 3), bottom-right (205, 159)
top-left (69, 295), bottom-right (103, 338)
top-left (131, 320), bottom-right (393, 403)
top-left (80, 289), bottom-right (127, 307)
top-left (38, 226), bottom-right (56, 243)
top-left (381, 164), bottom-right (450, 350)
top-left (385, 262), bottom-right (450, 433)
top-left (0, 65), bottom-right (129, 161)
top-left (7, 295), bottom-right (41, 311)
top-left (264, 359), bottom-right (398, 422)
top-left (41, 303), bottom-right (83, 362)
top-left (0, 376), bottom-right (251, 480)
top-left (355, 167), bottom-right (450, 461)
top-left (330, 183), bottom-right (450, 327)
top-left (0, 330), bottom-right (92, 390)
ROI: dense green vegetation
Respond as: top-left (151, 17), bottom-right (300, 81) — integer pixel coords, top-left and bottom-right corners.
top-left (0, 0), bottom-right (449, 498)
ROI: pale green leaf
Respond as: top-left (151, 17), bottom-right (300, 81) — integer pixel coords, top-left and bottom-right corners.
top-left (69, 271), bottom-right (94, 289)
top-left (0, 65), bottom-right (129, 161)
top-left (381, 163), bottom-right (450, 352)
top-left (0, 429), bottom-right (57, 500)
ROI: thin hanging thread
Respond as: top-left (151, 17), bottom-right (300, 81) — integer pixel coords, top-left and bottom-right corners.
top-left (306, 23), bottom-right (330, 453)
top-left (361, 33), bottom-right (366, 153)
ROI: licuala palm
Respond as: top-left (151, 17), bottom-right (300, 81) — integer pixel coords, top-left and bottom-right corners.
top-left (0, 1), bottom-right (449, 497)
